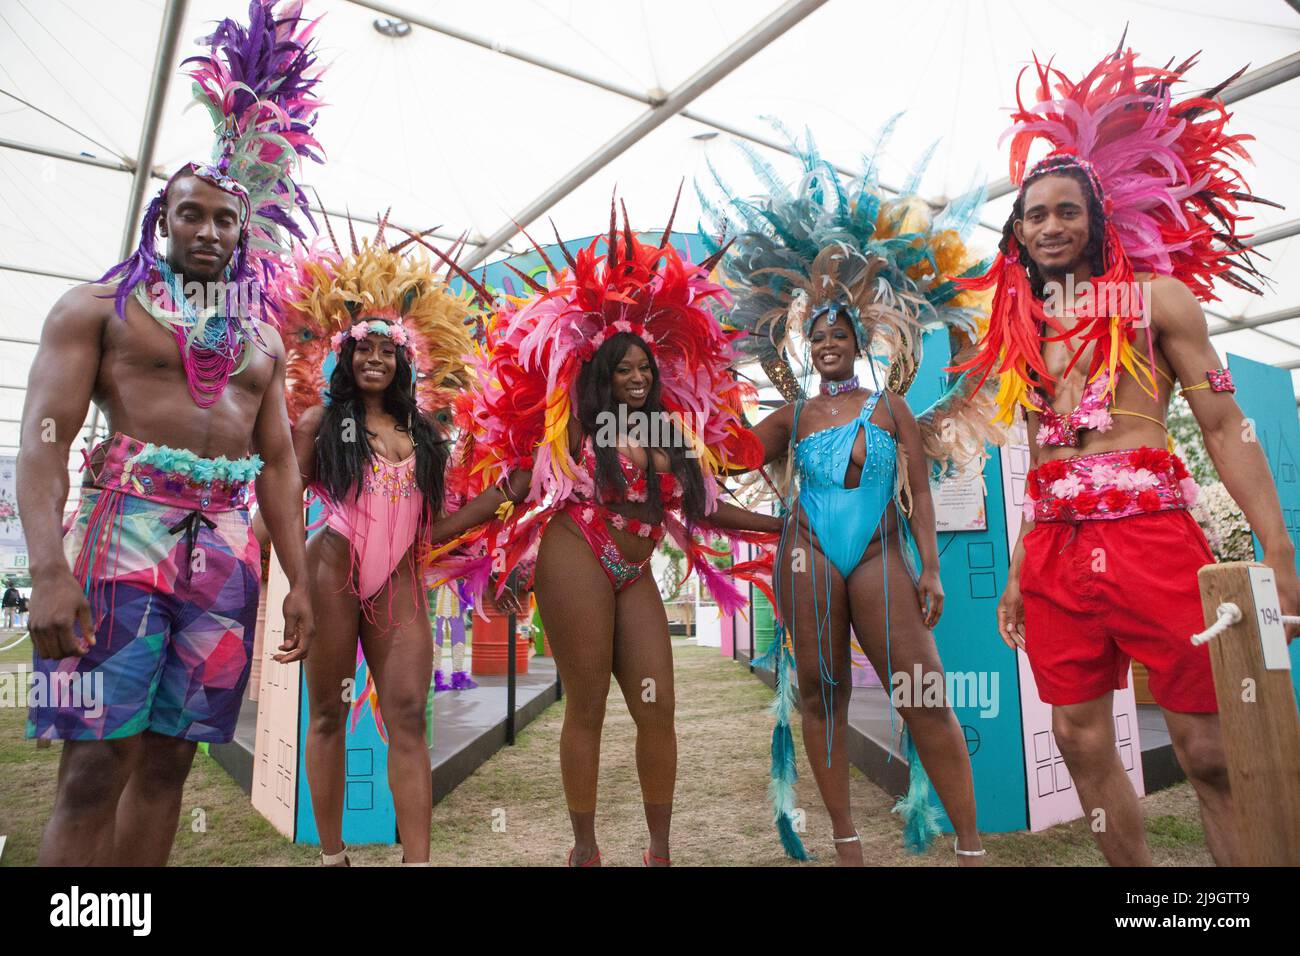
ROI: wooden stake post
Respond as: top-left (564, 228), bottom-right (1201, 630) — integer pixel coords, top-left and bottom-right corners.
top-left (1196, 561), bottom-right (1300, 865)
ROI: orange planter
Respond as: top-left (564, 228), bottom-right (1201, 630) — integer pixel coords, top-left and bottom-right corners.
top-left (470, 610), bottom-right (531, 676)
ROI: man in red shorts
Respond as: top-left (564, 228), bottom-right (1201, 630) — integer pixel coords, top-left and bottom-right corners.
top-left (956, 49), bottom-right (1300, 865)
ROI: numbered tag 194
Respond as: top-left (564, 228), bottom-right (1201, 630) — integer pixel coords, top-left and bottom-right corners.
top-left (1247, 565), bottom-right (1291, 672)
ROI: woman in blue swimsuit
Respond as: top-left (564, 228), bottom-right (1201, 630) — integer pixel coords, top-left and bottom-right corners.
top-left (751, 307), bottom-right (984, 866)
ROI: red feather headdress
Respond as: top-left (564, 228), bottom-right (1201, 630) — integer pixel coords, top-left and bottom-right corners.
top-left (426, 197), bottom-right (772, 613)
top-left (953, 46), bottom-right (1274, 424)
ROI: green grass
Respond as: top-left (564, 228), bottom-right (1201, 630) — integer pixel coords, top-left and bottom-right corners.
top-left (0, 644), bottom-right (1213, 866)
top-left (0, 633), bottom-right (31, 668)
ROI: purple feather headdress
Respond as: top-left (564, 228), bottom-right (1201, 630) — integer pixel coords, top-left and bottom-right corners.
top-left (98, 0), bottom-right (326, 325)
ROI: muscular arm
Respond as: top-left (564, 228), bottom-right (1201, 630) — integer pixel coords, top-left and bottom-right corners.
top-left (253, 403), bottom-right (322, 544)
top-left (251, 332), bottom-right (314, 661)
top-left (998, 410), bottom-right (1040, 649)
top-left (16, 286), bottom-right (107, 658)
top-left (1155, 277), bottom-right (1299, 633)
top-left (291, 404), bottom-right (324, 485)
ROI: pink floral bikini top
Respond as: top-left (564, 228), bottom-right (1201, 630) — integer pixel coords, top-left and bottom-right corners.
top-left (1024, 313), bottom-right (1236, 448)
top-left (1025, 367), bottom-right (1121, 448)
top-left (1027, 362), bottom-right (1234, 449)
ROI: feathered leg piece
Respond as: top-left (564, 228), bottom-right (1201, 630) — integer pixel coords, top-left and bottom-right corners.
top-left (756, 624), bottom-right (810, 861)
top-left (892, 727), bottom-right (943, 853)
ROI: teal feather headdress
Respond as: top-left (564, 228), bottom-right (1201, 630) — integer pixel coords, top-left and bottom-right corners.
top-left (700, 119), bottom-right (1005, 479)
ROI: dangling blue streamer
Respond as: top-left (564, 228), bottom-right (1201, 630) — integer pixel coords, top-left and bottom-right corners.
top-left (769, 629), bottom-right (810, 861)
top-left (760, 512), bottom-right (810, 861)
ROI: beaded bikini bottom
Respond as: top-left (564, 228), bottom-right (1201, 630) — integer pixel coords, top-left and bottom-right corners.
top-left (562, 500), bottom-right (664, 593)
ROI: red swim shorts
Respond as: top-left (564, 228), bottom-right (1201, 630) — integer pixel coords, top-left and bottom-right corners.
top-left (1020, 508), bottom-right (1218, 713)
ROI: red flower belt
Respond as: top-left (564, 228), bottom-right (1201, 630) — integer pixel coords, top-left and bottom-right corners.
top-left (1025, 446), bottom-right (1199, 523)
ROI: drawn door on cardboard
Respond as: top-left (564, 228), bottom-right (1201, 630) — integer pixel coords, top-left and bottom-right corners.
top-left (252, 545), bottom-right (300, 838)
top-left (1001, 420), bottom-right (1145, 831)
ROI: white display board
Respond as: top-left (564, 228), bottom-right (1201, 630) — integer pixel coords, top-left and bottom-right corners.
top-left (250, 546), bottom-right (301, 839)
top-left (932, 472), bottom-right (988, 532)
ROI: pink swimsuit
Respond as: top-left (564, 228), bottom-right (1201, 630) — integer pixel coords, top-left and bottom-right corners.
top-left (319, 452), bottom-right (423, 608)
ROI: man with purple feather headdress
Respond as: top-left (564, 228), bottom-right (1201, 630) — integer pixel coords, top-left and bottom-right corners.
top-left (16, 0), bottom-right (323, 866)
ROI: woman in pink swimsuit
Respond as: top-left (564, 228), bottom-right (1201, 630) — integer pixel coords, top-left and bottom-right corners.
top-left (278, 233), bottom-right (476, 866)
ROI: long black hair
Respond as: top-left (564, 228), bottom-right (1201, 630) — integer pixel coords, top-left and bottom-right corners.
top-left (1003, 157), bottom-right (1108, 300)
top-left (315, 335), bottom-right (448, 515)
top-left (576, 331), bottom-right (707, 522)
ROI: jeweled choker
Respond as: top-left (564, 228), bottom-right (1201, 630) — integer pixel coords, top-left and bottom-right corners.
top-left (819, 375), bottom-right (860, 397)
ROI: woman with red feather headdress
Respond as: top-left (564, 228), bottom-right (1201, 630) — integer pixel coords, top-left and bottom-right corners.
top-left (422, 198), bottom-right (782, 866)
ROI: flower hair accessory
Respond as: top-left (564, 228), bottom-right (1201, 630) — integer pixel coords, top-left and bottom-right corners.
top-left (583, 319), bottom-right (656, 359)
top-left (276, 216), bottom-right (481, 422)
top-left (330, 319), bottom-right (418, 361)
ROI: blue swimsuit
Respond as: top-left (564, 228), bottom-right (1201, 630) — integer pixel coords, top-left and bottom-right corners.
top-left (774, 389), bottom-right (922, 770)
top-left (788, 390), bottom-right (920, 580)
top-left (762, 389), bottom-right (945, 856)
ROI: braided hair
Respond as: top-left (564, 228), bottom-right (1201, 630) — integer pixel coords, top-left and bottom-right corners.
top-left (1002, 156), bottom-right (1108, 299)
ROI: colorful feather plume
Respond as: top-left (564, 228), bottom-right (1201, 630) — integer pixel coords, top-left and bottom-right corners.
top-left (274, 216), bottom-right (480, 424)
top-left (753, 626), bottom-right (810, 861)
top-left (702, 119), bottom-right (1003, 479)
top-left (953, 46), bottom-right (1275, 425)
top-left (99, 0), bottom-right (326, 323)
top-left (428, 197), bottom-right (770, 610)
top-left (183, 0), bottom-right (326, 288)
top-left (892, 728), bottom-right (943, 854)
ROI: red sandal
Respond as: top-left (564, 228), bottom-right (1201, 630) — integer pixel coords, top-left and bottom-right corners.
top-left (567, 847), bottom-right (601, 867)
top-left (642, 849), bottom-right (671, 867)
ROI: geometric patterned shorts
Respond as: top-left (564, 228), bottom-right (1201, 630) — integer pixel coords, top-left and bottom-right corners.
top-left (26, 489), bottom-right (261, 743)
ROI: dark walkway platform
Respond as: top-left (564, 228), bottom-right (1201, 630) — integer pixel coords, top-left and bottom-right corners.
top-left (211, 658), bottom-right (560, 806)
top-left (738, 651), bottom-right (1184, 801)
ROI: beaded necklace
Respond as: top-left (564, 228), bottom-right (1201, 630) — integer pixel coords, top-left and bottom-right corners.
top-left (135, 257), bottom-right (252, 407)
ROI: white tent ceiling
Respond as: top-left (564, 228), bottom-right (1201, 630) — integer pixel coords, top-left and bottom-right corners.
top-left (1, 0), bottom-right (1298, 455)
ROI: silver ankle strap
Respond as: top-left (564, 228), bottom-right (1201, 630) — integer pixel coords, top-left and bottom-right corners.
top-left (832, 832), bottom-right (861, 845)
top-left (953, 837), bottom-right (986, 857)
top-left (320, 844), bottom-right (349, 866)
